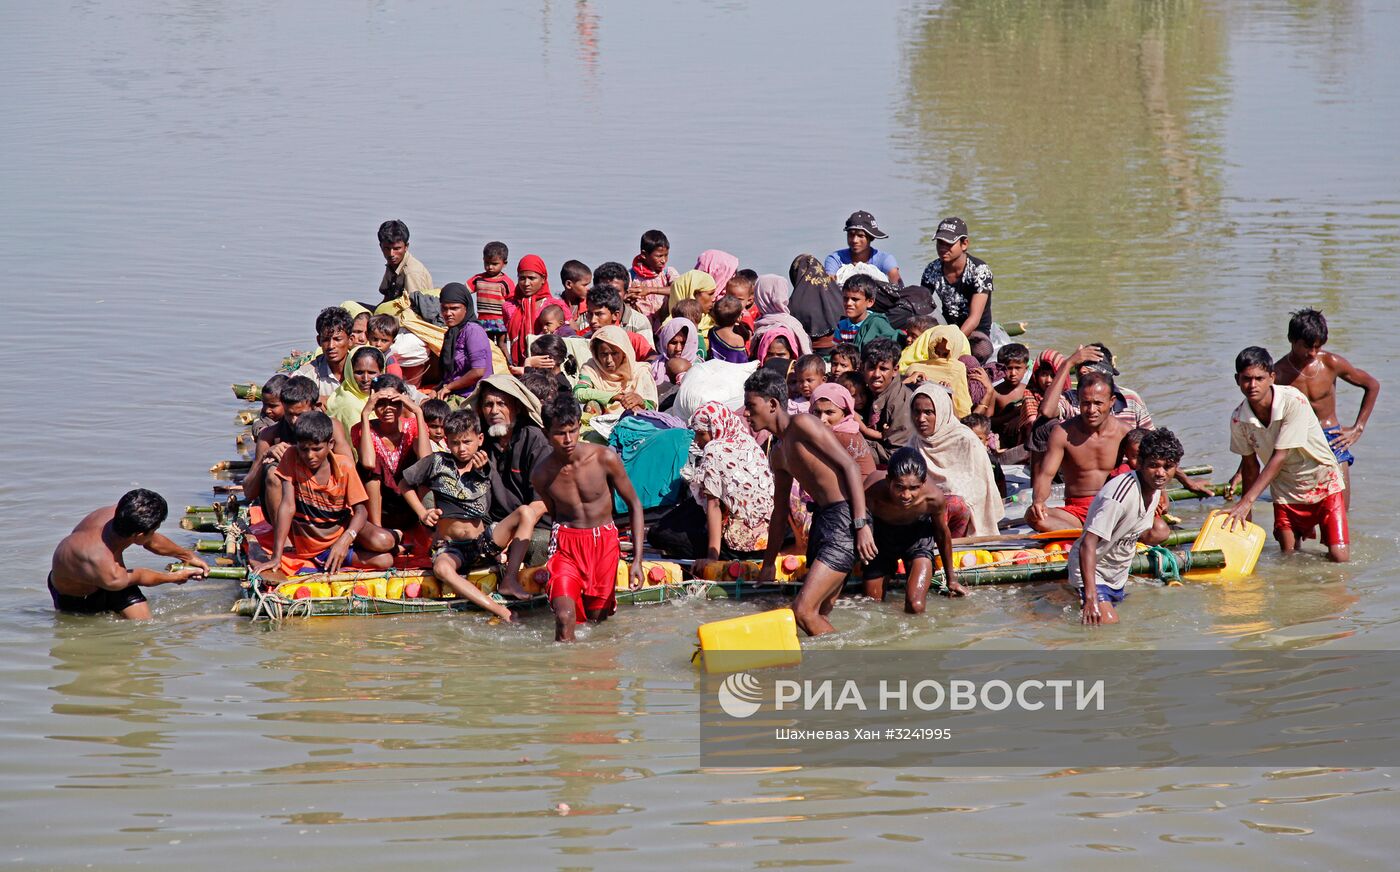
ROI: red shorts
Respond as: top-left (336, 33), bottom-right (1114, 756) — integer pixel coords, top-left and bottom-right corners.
top-left (1274, 491), bottom-right (1349, 546)
top-left (546, 523), bottom-right (619, 623)
top-left (1062, 494), bottom-right (1094, 524)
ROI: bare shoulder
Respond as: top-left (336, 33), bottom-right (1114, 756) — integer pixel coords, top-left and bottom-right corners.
top-left (922, 481), bottom-right (948, 512)
top-left (72, 505), bottom-right (115, 534)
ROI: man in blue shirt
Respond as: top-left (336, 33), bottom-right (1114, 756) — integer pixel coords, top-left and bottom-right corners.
top-left (823, 210), bottom-right (903, 285)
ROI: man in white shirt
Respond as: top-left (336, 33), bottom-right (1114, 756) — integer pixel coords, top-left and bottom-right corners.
top-left (1068, 429), bottom-right (1181, 625)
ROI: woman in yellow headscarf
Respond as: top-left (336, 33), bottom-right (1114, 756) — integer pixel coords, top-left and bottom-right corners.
top-left (575, 326), bottom-right (660, 414)
top-left (899, 325), bottom-right (973, 418)
top-left (326, 346), bottom-right (384, 434)
top-left (666, 270), bottom-right (718, 335)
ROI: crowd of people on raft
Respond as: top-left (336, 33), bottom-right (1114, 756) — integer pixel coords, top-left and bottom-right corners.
top-left (50, 214), bottom-right (1380, 635)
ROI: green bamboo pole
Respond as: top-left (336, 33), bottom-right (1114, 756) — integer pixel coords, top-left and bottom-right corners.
top-left (232, 383), bottom-right (262, 401)
top-left (933, 548), bottom-right (1224, 587)
top-left (194, 539), bottom-right (226, 553)
top-left (210, 459), bottom-right (253, 473)
top-left (1165, 483), bottom-right (1236, 502)
top-left (179, 514), bottom-right (221, 532)
top-left (1163, 528), bottom-right (1201, 547)
top-left (1000, 321), bottom-right (1027, 336)
top-left (1179, 465), bottom-right (1213, 477)
top-left (168, 563), bottom-right (247, 579)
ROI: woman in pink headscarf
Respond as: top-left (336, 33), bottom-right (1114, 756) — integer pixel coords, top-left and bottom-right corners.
top-left (695, 250), bottom-right (739, 299)
top-left (505, 254), bottom-right (564, 367)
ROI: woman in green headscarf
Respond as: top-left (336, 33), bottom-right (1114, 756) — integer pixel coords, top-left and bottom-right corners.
top-left (326, 346), bottom-right (384, 434)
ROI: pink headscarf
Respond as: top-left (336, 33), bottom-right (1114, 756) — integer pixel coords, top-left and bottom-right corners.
top-left (754, 274), bottom-right (793, 315)
top-left (696, 250), bottom-right (740, 296)
top-left (754, 326), bottom-right (801, 362)
top-left (810, 383), bottom-right (862, 434)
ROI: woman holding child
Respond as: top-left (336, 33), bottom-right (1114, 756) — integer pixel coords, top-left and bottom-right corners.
top-left (908, 383), bottom-right (1003, 536)
top-left (576, 326), bottom-right (659, 413)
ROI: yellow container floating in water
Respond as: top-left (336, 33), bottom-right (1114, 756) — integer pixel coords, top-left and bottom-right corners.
top-left (616, 560), bottom-right (684, 590)
top-left (696, 608), bottom-right (801, 672)
top-left (1191, 510), bottom-right (1265, 581)
top-left (276, 581), bottom-right (331, 600)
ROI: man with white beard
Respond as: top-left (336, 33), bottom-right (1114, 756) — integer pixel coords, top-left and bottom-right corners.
top-left (469, 374), bottom-right (553, 597)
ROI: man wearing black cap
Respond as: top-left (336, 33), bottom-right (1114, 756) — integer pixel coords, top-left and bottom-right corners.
top-left (823, 210), bottom-right (903, 285)
top-left (920, 217), bottom-right (995, 360)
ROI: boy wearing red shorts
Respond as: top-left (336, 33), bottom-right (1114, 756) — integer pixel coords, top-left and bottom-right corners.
top-left (530, 393), bottom-right (645, 642)
top-left (1226, 346), bottom-right (1348, 562)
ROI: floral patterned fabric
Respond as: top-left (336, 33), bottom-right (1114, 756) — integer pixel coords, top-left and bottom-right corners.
top-left (683, 402), bottom-right (774, 552)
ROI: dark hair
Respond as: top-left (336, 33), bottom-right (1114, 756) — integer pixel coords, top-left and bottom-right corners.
top-left (530, 333), bottom-right (576, 375)
top-left (904, 314), bottom-right (938, 336)
top-left (1077, 369), bottom-right (1115, 396)
top-left (537, 304), bottom-right (566, 326)
top-left (483, 241), bottom-right (509, 262)
top-left (541, 392), bottom-right (582, 431)
top-left (712, 295), bottom-right (743, 327)
top-left (960, 412), bottom-right (991, 432)
top-left (369, 373), bottom-right (407, 394)
top-left (887, 447), bottom-right (929, 482)
top-left (744, 367), bottom-right (788, 406)
top-left (794, 354), bottom-right (826, 375)
top-left (315, 306), bottom-right (353, 338)
top-left (350, 346), bottom-right (385, 371)
top-left (351, 311), bottom-right (370, 328)
top-left (560, 259), bottom-right (591, 285)
top-left (1235, 346), bottom-right (1274, 374)
top-left (279, 375), bottom-right (319, 408)
top-left (113, 488), bottom-right (168, 537)
top-left (1139, 428), bottom-right (1185, 466)
top-left (1287, 307), bottom-right (1328, 346)
top-left (378, 220), bottom-right (409, 247)
top-left (830, 343), bottom-right (861, 366)
top-left (733, 268), bottom-right (758, 287)
top-left (1121, 427), bottom-right (1149, 450)
top-left (640, 229), bottom-right (670, 253)
top-left (368, 313), bottom-right (400, 337)
top-left (842, 273), bottom-right (880, 301)
top-left (520, 371), bottom-right (560, 406)
top-left (593, 261), bottom-right (631, 291)
top-left (672, 299), bottom-right (702, 323)
top-left (837, 370), bottom-right (869, 406)
top-left (261, 373), bottom-right (289, 401)
top-left (292, 410), bottom-right (334, 444)
top-left (442, 408), bottom-right (480, 437)
top-left (862, 338), bottom-right (900, 370)
top-left (997, 343), bottom-right (1030, 366)
top-left (586, 284), bottom-right (624, 316)
top-left (421, 398), bottom-right (450, 424)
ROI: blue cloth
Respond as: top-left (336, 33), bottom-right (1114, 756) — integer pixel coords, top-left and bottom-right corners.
top-left (1079, 583), bottom-right (1127, 604)
top-left (823, 248), bottom-right (899, 277)
top-left (607, 417), bottom-right (694, 512)
top-left (1323, 426), bottom-right (1355, 465)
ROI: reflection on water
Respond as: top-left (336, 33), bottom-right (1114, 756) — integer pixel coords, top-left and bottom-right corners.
top-left (3, 0), bottom-right (1399, 867)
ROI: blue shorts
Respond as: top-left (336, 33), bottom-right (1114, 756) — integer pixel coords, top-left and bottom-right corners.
top-left (1079, 583), bottom-right (1127, 604)
top-left (294, 546), bottom-right (359, 574)
top-left (1323, 426), bottom-right (1354, 465)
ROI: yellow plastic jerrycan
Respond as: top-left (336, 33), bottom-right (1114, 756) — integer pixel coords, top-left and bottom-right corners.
top-left (401, 577), bottom-right (441, 599)
top-left (1191, 509), bottom-right (1265, 581)
top-left (616, 560), bottom-right (683, 590)
top-left (277, 581), bottom-right (331, 600)
top-left (774, 554), bottom-right (807, 583)
top-left (329, 580), bottom-right (355, 598)
top-left (696, 607), bottom-right (801, 672)
top-left (520, 564), bottom-right (551, 595)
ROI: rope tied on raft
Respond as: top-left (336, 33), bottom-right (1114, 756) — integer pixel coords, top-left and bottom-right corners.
top-left (1143, 545), bottom-right (1182, 584)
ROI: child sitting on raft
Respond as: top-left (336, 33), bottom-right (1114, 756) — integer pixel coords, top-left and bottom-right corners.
top-left (422, 398), bottom-right (450, 453)
top-left (708, 295), bottom-right (750, 363)
top-left (254, 411), bottom-right (399, 577)
top-left (251, 374), bottom-right (288, 439)
top-left (399, 410), bottom-right (543, 618)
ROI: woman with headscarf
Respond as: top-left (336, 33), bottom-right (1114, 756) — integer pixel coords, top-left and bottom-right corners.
top-left (752, 326), bottom-right (803, 364)
top-left (651, 317), bottom-right (698, 388)
top-left (695, 249), bottom-right (739, 299)
top-left (327, 345), bottom-right (384, 434)
top-left (505, 254), bottom-right (564, 368)
top-left (750, 273), bottom-right (814, 358)
top-left (900, 325), bottom-right (974, 418)
top-left (437, 282), bottom-right (494, 397)
top-left (908, 383), bottom-right (1004, 535)
top-left (788, 254), bottom-right (845, 354)
top-left (656, 401), bottom-right (774, 570)
top-left (810, 383), bottom-right (877, 479)
top-left (667, 270), bottom-right (718, 332)
top-left (576, 325), bottom-right (659, 414)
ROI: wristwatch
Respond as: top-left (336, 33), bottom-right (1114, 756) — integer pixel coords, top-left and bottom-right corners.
top-left (852, 515), bottom-right (870, 530)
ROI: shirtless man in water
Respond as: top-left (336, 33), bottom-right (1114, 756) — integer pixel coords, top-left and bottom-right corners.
top-left (864, 447), bottom-right (968, 612)
top-left (1273, 308), bottom-right (1380, 509)
top-left (1028, 370), bottom-right (1129, 532)
top-left (49, 489), bottom-right (208, 619)
top-left (744, 368), bottom-right (878, 637)
top-left (530, 393), bottom-right (645, 642)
